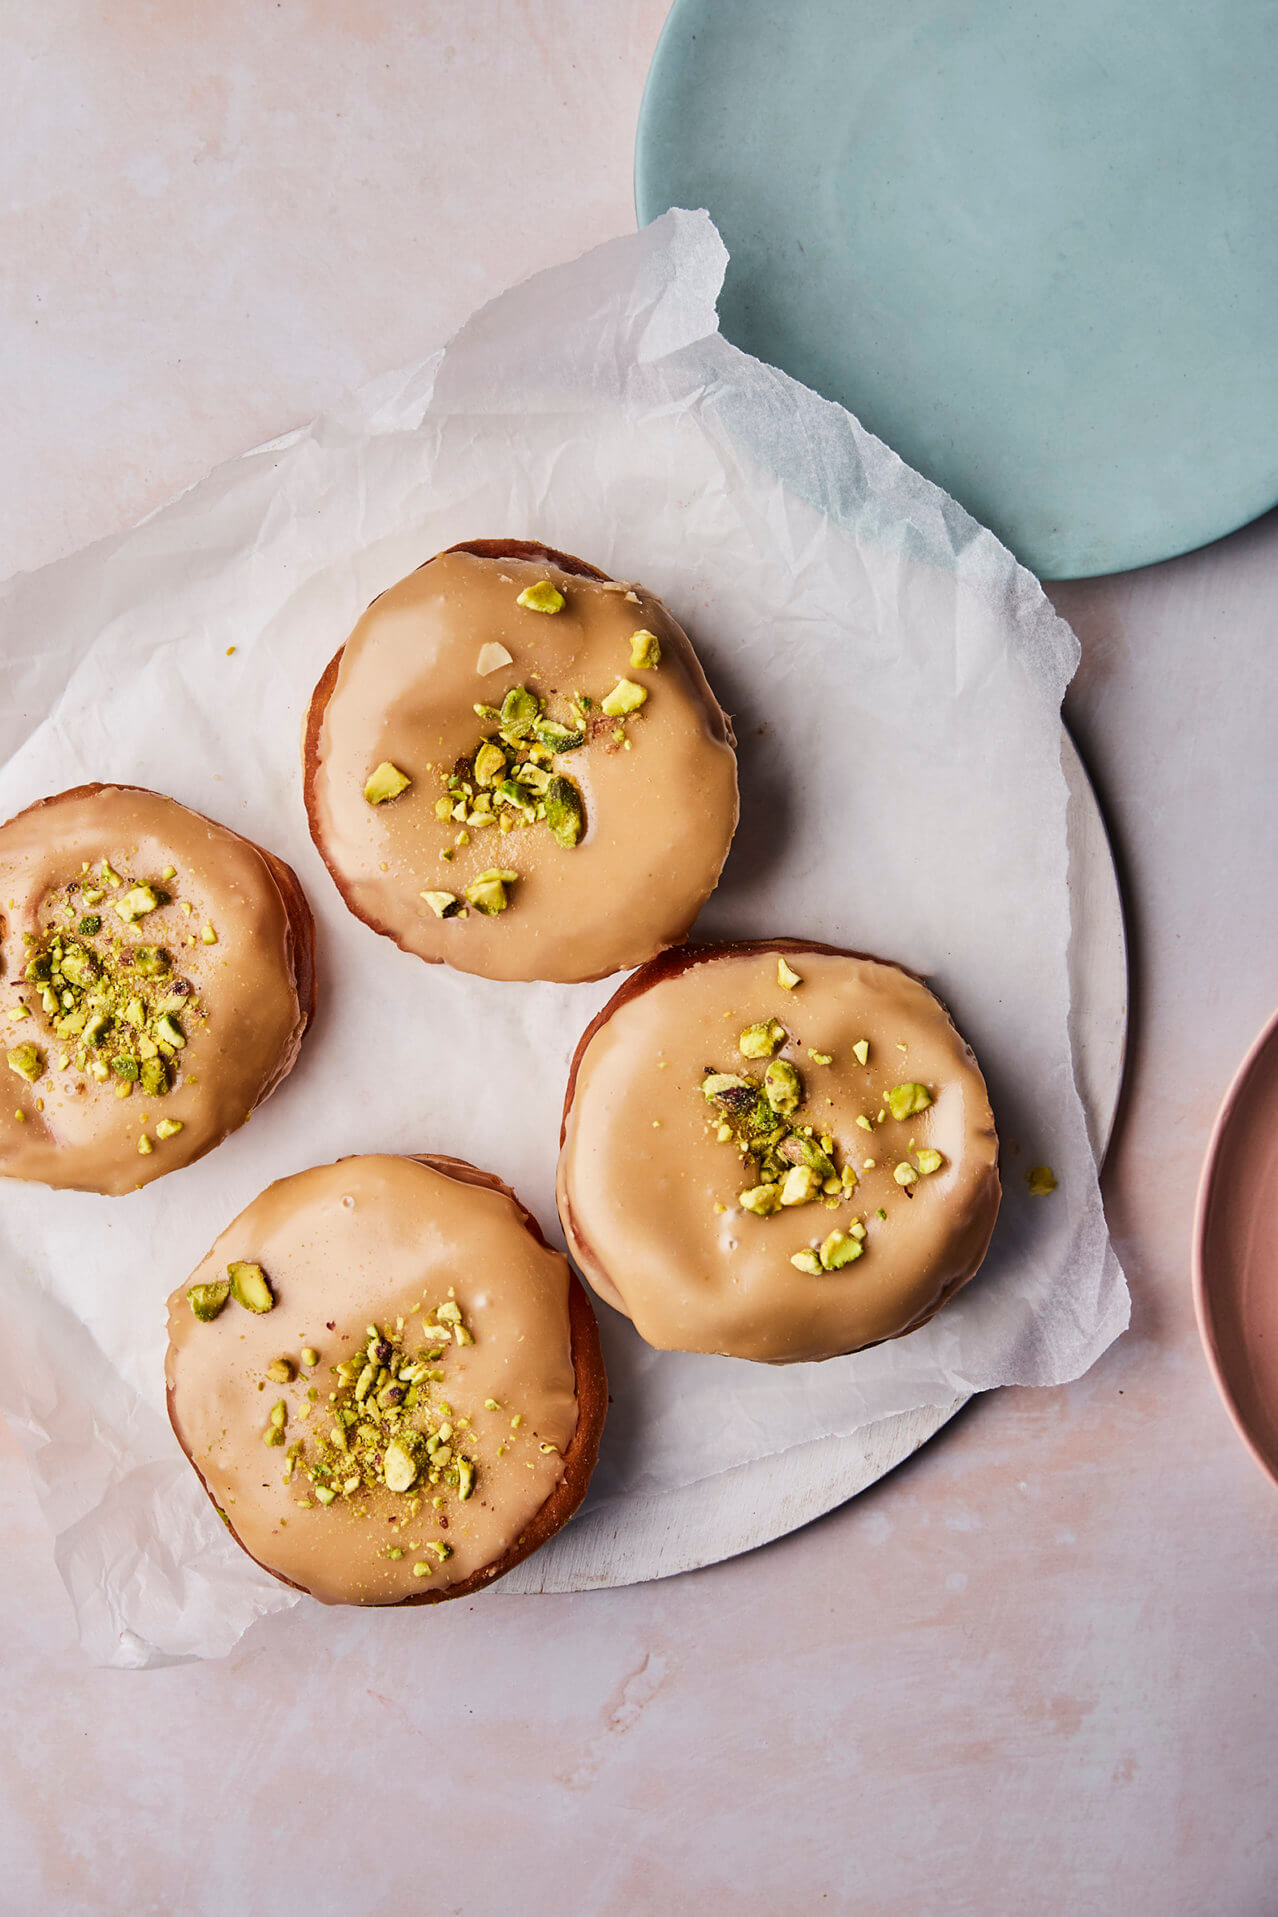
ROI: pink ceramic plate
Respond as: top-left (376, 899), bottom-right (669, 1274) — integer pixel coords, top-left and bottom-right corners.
top-left (1193, 1006), bottom-right (1278, 1488)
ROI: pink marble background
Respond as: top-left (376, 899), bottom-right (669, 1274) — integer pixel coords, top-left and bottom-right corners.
top-left (3, 6), bottom-right (1276, 1912)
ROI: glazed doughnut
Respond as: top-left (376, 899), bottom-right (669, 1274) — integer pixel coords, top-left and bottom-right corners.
top-left (165, 1153), bottom-right (606, 1605)
top-left (303, 540), bottom-right (738, 984)
top-left (0, 785), bottom-right (315, 1195)
top-left (557, 940), bottom-right (1001, 1363)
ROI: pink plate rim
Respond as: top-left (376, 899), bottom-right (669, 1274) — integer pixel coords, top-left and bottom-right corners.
top-left (1191, 1002), bottom-right (1278, 1491)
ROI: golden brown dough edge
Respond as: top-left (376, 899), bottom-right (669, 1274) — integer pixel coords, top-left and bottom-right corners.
top-left (301, 539), bottom-right (738, 971)
top-left (168, 1151), bottom-right (608, 1608)
top-left (0, 782), bottom-right (317, 1170)
top-left (556, 937), bottom-right (1003, 1361)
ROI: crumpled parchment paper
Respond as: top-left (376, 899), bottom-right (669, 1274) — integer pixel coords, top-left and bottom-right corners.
top-left (0, 210), bottom-right (1128, 1666)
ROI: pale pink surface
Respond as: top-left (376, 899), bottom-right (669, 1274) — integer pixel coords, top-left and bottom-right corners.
top-left (3, 6), bottom-right (1278, 1913)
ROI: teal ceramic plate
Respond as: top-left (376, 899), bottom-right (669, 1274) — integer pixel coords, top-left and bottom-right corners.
top-left (636, 0), bottom-right (1278, 580)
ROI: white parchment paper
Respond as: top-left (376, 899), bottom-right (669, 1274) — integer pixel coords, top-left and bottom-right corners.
top-left (0, 211), bottom-right (1128, 1666)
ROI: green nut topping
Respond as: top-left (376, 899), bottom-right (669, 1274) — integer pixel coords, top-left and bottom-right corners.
top-left (77, 915), bottom-right (102, 936)
top-left (533, 719), bottom-right (585, 752)
top-left (893, 1162), bottom-right (919, 1187)
top-left (7, 1043), bottom-right (43, 1084)
top-left (701, 1072), bottom-right (758, 1114)
top-left (819, 1230), bottom-right (864, 1271)
top-left (776, 958), bottom-right (802, 990)
top-left (363, 761), bottom-right (412, 805)
top-left (382, 1436), bottom-right (421, 1494)
top-left (187, 1280), bottom-right (230, 1321)
top-left (154, 1013), bottom-right (186, 1050)
top-left (473, 741), bottom-right (508, 787)
top-left (764, 1059), bottom-right (803, 1116)
top-left (114, 883), bottom-right (160, 924)
top-left (420, 890), bottom-right (460, 919)
top-left (780, 1164), bottom-right (822, 1206)
top-left (464, 868), bottom-right (518, 915)
top-left (133, 947), bottom-right (169, 978)
top-left (915, 1148), bottom-right (944, 1175)
top-left (500, 685), bottom-right (541, 737)
top-left (456, 1456), bottom-right (476, 1500)
top-left (601, 679), bottom-right (647, 717)
top-left (1027, 1165), bottom-right (1058, 1196)
top-left (544, 775), bottom-right (585, 848)
top-left (852, 1039), bottom-right (870, 1066)
top-left (228, 1261), bottom-right (275, 1313)
top-left (739, 1019), bottom-right (786, 1059)
top-left (739, 1183), bottom-right (784, 1216)
top-left (516, 579), bottom-right (565, 614)
top-left (790, 1248), bottom-right (823, 1274)
top-left (886, 1082), bottom-right (933, 1121)
top-left (628, 629), bottom-right (661, 669)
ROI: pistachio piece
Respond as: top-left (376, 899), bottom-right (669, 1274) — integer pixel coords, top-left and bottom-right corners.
top-left (187, 1280), bottom-right (230, 1322)
top-left (464, 868), bottom-right (517, 915)
top-left (77, 914), bottom-right (102, 936)
top-left (893, 1162), bottom-right (919, 1187)
top-left (780, 1164), bottom-right (821, 1206)
top-left (313, 1485), bottom-right (337, 1506)
top-left (915, 1148), bottom-right (945, 1175)
top-left (383, 1437), bottom-right (420, 1494)
top-left (412, 1559), bottom-right (433, 1577)
top-left (852, 1040), bottom-right (870, 1066)
top-left (516, 580), bottom-right (565, 614)
top-left (629, 629), bottom-right (661, 669)
top-left (140, 1057), bottom-right (169, 1098)
top-left (472, 740), bottom-right (508, 788)
top-left (427, 1540), bottom-right (452, 1562)
top-left (111, 1055), bottom-right (139, 1082)
top-left (764, 1058), bottom-right (802, 1116)
top-left (886, 1082), bottom-right (932, 1121)
top-left (739, 1019), bottom-right (786, 1059)
top-left (701, 1072), bottom-right (757, 1114)
top-left (133, 946), bottom-right (169, 978)
top-left (739, 1182), bottom-right (783, 1216)
top-left (137, 1133), bottom-right (153, 1156)
top-left (544, 775), bottom-right (585, 848)
top-left (154, 1013), bottom-right (186, 1050)
top-left (59, 947), bottom-right (98, 988)
top-left (227, 1260), bottom-right (275, 1313)
top-left (776, 958), bottom-right (802, 990)
top-left (457, 1457), bottom-right (476, 1501)
top-left (500, 685), bottom-right (541, 737)
top-left (114, 884), bottom-right (160, 924)
top-left (789, 1248), bottom-right (823, 1274)
top-left (533, 719), bottom-right (585, 753)
top-left (600, 679), bottom-right (647, 717)
top-left (200, 924), bottom-right (218, 945)
top-left (476, 640), bottom-right (513, 673)
top-left (819, 1229), bottom-right (864, 1271)
top-left (266, 1357), bottom-right (294, 1384)
top-left (301, 1347), bottom-right (319, 1368)
top-left (363, 761), bottom-right (411, 805)
top-left (7, 1043), bottom-right (43, 1084)
top-left (1027, 1165), bottom-right (1058, 1196)
top-left (780, 1135), bottom-right (835, 1181)
top-left (420, 891), bottom-right (459, 919)
top-left (841, 1164), bottom-right (859, 1195)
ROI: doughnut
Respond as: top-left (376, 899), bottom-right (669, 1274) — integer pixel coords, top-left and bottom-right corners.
top-left (0, 785), bottom-right (315, 1195)
top-left (557, 940), bottom-right (1001, 1363)
top-left (303, 540), bottom-right (739, 984)
top-left (165, 1153), bottom-right (606, 1605)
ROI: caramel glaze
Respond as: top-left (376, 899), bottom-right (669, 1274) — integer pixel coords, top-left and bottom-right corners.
top-left (0, 785), bottom-right (315, 1196)
top-left (558, 941), bottom-right (1002, 1364)
top-left (304, 541), bottom-right (739, 984)
top-left (166, 1153), bottom-right (607, 1606)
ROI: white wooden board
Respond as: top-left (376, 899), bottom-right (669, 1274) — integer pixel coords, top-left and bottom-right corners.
top-left (502, 730), bottom-right (1128, 1593)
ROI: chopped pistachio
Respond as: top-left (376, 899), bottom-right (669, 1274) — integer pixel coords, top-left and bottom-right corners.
top-left (473, 741), bottom-right (508, 787)
top-left (1027, 1165), bottom-right (1058, 1196)
top-left (809, 1050), bottom-right (833, 1067)
top-left (776, 958), bottom-right (802, 990)
top-left (516, 580), bottom-right (565, 614)
top-left (263, 1425), bottom-right (285, 1447)
top-left (427, 1540), bottom-right (452, 1563)
top-left (137, 1133), bottom-right (153, 1156)
top-left (154, 1013), bottom-right (186, 1050)
top-left (266, 1357), bottom-right (294, 1384)
top-left (412, 1559), bottom-right (433, 1577)
top-left (7, 1043), bottom-right (43, 1084)
top-left (701, 1071), bottom-right (757, 1114)
top-left (268, 1400), bottom-right (287, 1430)
top-left (434, 797), bottom-right (454, 821)
top-left (739, 1182), bottom-right (783, 1216)
top-left (133, 946), bottom-right (169, 977)
top-left (420, 890), bottom-right (459, 919)
top-left (790, 1248), bottom-right (823, 1274)
top-left (77, 914), bottom-right (102, 936)
top-left (739, 1019), bottom-right (786, 1059)
top-left (780, 1164), bottom-right (821, 1206)
top-left (819, 1229), bottom-right (864, 1271)
top-left (476, 640), bottom-right (514, 673)
top-left (363, 760), bottom-right (412, 805)
top-left (465, 868), bottom-right (518, 914)
top-left (915, 1148), bottom-right (945, 1175)
top-left (544, 775), bottom-right (585, 848)
top-left (600, 678), bottom-right (647, 717)
top-left (628, 628), bottom-right (661, 669)
top-left (187, 1280), bottom-right (231, 1322)
top-left (533, 719), bottom-right (585, 752)
top-left (200, 923), bottom-right (218, 945)
top-left (500, 685), bottom-right (541, 737)
top-left (841, 1164), bottom-right (859, 1195)
top-left (886, 1082), bottom-right (933, 1122)
top-left (140, 1057), bottom-right (168, 1098)
top-left (862, 1157), bottom-right (876, 1170)
top-left (383, 1437), bottom-right (420, 1494)
top-left (114, 884), bottom-right (160, 924)
top-left (301, 1346), bottom-right (319, 1368)
top-left (457, 1457), bottom-right (476, 1500)
top-left (764, 1059), bottom-right (802, 1116)
top-left (893, 1162), bottom-right (919, 1187)
top-left (227, 1260), bottom-right (275, 1313)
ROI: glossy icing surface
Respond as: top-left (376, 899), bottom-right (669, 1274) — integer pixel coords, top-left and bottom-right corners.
top-left (307, 548), bottom-right (738, 983)
top-left (0, 786), bottom-right (310, 1195)
top-left (558, 944), bottom-right (1001, 1362)
top-left (166, 1154), bottom-right (580, 1605)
